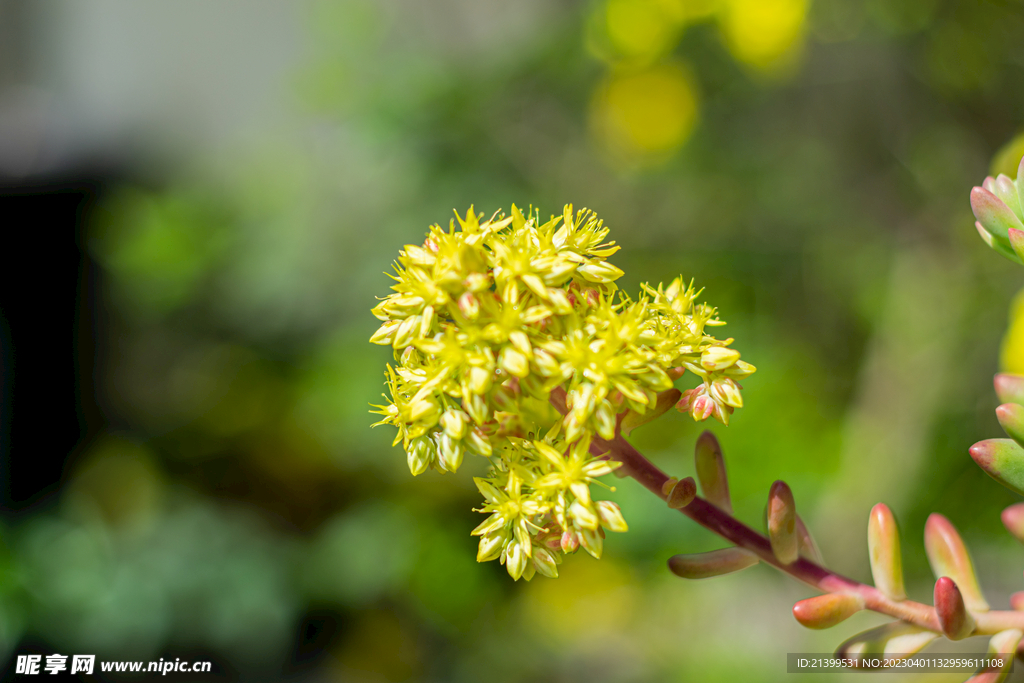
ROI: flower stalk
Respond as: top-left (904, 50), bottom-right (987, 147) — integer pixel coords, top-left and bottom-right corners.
top-left (369, 182), bottom-right (1024, 675)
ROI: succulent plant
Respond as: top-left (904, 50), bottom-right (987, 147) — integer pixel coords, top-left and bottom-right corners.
top-left (368, 164), bottom-right (1024, 680)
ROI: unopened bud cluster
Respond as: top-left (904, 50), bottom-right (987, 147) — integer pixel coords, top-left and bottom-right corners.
top-left (371, 205), bottom-right (754, 579)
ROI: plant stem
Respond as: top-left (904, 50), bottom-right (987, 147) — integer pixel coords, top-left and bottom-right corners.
top-left (549, 388), bottom-right (1024, 635)
top-left (595, 431), bottom-right (944, 632)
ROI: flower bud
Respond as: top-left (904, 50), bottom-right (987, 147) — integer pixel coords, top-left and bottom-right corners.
top-left (560, 530), bottom-right (580, 554)
top-left (477, 531), bottom-right (506, 562)
top-left (508, 331), bottom-right (532, 358)
top-left (700, 346), bottom-right (741, 371)
top-left (595, 500), bottom-right (628, 532)
top-left (935, 577), bottom-right (975, 640)
top-left (370, 320), bottom-right (401, 345)
top-left (532, 547), bottom-right (559, 578)
top-left (546, 288), bottom-right (572, 315)
top-left (467, 366), bottom-right (492, 396)
top-left (924, 513), bottom-right (988, 612)
top-left (440, 409), bottom-right (469, 440)
top-left (406, 436), bottom-right (435, 476)
top-left (792, 593), bottom-right (864, 629)
top-left (768, 481), bottom-right (798, 565)
top-left (722, 359), bottom-right (756, 379)
top-left (577, 260), bottom-right (623, 284)
top-left (868, 503), bottom-right (905, 601)
top-left (563, 414), bottom-right (585, 444)
top-left (579, 527), bottom-right (603, 559)
top-left (667, 477), bottom-right (696, 509)
top-left (463, 272), bottom-right (489, 291)
top-left (531, 348), bottom-right (561, 377)
top-left (408, 398), bottom-right (441, 424)
top-left (419, 306), bottom-right (435, 337)
top-left (594, 400), bottom-right (616, 440)
top-left (462, 391), bottom-right (488, 425)
top-left (392, 315), bottom-right (421, 349)
top-left (382, 295), bottom-right (425, 317)
top-left (458, 291), bottom-right (480, 319)
top-left (668, 547), bottom-right (758, 579)
top-left (709, 377), bottom-right (743, 409)
top-left (710, 400), bottom-right (732, 425)
top-left (437, 433), bottom-right (465, 473)
top-left (691, 393), bottom-right (714, 421)
top-left (505, 541), bottom-right (528, 580)
top-left (465, 428), bottom-right (492, 457)
top-left (970, 438), bottom-right (1024, 497)
top-left (569, 499), bottom-right (600, 530)
top-left (499, 347), bottom-right (529, 378)
top-left (1011, 592), bottom-right (1024, 611)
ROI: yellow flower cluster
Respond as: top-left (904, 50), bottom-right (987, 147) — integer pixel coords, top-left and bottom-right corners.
top-left (371, 205), bottom-right (754, 580)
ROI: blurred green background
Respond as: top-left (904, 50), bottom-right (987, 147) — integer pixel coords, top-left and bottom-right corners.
top-left (2, 0), bottom-right (1024, 680)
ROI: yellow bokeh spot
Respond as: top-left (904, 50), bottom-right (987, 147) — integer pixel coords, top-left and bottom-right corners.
top-left (719, 0), bottom-right (809, 72)
top-left (1001, 288), bottom-right (1024, 374)
top-left (605, 0), bottom-right (681, 61)
top-left (591, 61), bottom-right (698, 162)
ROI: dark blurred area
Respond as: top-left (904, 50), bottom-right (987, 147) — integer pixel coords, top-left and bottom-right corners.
top-left (1, 0), bottom-right (1024, 681)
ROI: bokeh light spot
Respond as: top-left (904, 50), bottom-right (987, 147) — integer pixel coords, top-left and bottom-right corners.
top-left (591, 62), bottom-right (698, 163)
top-left (605, 0), bottom-right (682, 61)
top-left (719, 0), bottom-right (809, 72)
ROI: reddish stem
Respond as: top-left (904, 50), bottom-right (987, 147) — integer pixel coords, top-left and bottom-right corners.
top-left (550, 387), bottom-right (1024, 635)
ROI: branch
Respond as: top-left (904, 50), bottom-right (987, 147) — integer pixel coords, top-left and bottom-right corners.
top-left (549, 387), bottom-right (1024, 637)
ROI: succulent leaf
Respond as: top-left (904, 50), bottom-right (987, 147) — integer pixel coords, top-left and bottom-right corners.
top-left (996, 403), bottom-right (1024, 447)
top-left (667, 547), bottom-right (758, 579)
top-left (969, 438), bottom-right (1024, 497)
top-left (924, 514), bottom-right (989, 612)
top-left (934, 576), bottom-right (975, 640)
top-left (963, 629), bottom-right (1022, 683)
top-left (666, 476), bottom-right (696, 509)
top-left (694, 431), bottom-right (731, 513)
top-left (834, 621), bottom-right (938, 665)
top-left (868, 503), bottom-right (906, 601)
top-left (767, 480), bottom-right (798, 565)
top-left (1001, 503), bottom-right (1024, 544)
top-left (995, 373), bottom-right (1024, 405)
top-left (792, 593), bottom-right (864, 629)
top-left (795, 514), bottom-right (824, 564)
top-left (1010, 228), bottom-right (1024, 263)
top-left (972, 187), bottom-right (1024, 240)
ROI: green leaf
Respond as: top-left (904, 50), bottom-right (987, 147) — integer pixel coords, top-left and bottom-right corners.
top-left (970, 438), bottom-right (1024, 498)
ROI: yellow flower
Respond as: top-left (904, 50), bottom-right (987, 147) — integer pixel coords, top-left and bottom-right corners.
top-left (370, 204), bottom-right (754, 579)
